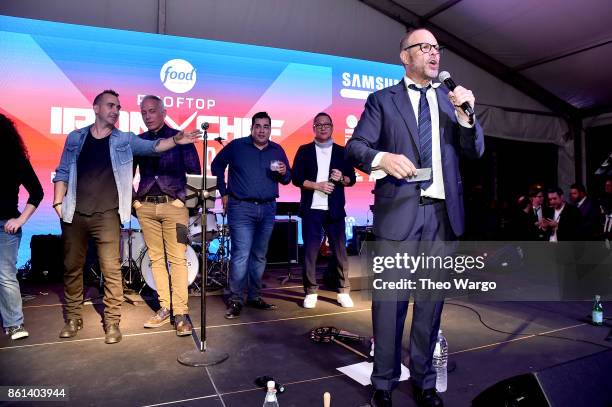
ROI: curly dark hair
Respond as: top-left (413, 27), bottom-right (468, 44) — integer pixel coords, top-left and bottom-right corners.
top-left (0, 113), bottom-right (29, 161)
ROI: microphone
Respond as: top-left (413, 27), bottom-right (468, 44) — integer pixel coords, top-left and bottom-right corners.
top-left (200, 122), bottom-right (224, 145)
top-left (438, 71), bottom-right (474, 117)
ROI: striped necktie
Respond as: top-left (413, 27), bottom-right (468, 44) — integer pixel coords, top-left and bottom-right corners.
top-left (409, 84), bottom-right (432, 189)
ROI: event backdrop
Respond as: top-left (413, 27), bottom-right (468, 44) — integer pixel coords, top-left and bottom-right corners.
top-left (0, 15), bottom-right (404, 265)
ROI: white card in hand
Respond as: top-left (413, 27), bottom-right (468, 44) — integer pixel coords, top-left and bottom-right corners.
top-left (405, 168), bottom-right (431, 183)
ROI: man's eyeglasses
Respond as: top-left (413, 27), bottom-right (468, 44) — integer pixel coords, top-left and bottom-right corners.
top-left (403, 43), bottom-right (444, 55)
top-left (314, 123), bottom-right (333, 130)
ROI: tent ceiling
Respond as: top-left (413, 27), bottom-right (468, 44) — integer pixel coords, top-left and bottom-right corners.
top-left (362, 0), bottom-right (612, 119)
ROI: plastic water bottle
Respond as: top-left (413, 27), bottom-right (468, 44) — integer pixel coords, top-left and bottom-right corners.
top-left (432, 329), bottom-right (448, 392)
top-left (263, 380), bottom-right (280, 407)
top-left (592, 295), bottom-right (603, 326)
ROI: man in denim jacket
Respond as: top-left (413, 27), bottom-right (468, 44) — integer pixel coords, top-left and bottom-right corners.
top-left (52, 90), bottom-right (200, 344)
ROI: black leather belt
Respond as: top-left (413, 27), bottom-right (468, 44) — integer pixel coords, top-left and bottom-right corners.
top-left (143, 195), bottom-right (172, 204)
top-left (419, 196), bottom-right (444, 206)
top-left (235, 197), bottom-right (275, 205)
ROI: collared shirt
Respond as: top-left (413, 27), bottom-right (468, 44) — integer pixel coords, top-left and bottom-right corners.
top-left (534, 205), bottom-right (542, 222)
top-left (577, 196), bottom-right (586, 208)
top-left (134, 124), bottom-right (201, 202)
top-left (211, 136), bottom-right (291, 201)
top-left (549, 204), bottom-right (565, 242)
top-left (311, 140), bottom-right (333, 210)
top-left (54, 125), bottom-right (159, 224)
top-left (370, 76), bottom-right (473, 200)
top-left (404, 76), bottom-right (444, 199)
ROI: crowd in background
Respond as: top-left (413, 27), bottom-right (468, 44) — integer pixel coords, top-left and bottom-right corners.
top-left (464, 179), bottom-right (612, 242)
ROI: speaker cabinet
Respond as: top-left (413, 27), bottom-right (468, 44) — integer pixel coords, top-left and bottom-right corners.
top-left (472, 349), bottom-right (612, 407)
top-left (30, 234), bottom-right (64, 281)
top-left (266, 219), bottom-right (298, 264)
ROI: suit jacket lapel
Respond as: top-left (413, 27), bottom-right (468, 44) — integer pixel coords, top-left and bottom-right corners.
top-left (436, 87), bottom-right (450, 145)
top-left (331, 143), bottom-right (342, 170)
top-left (391, 81), bottom-right (421, 158)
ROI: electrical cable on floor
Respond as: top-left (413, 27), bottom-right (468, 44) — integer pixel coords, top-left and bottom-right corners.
top-left (445, 301), bottom-right (612, 349)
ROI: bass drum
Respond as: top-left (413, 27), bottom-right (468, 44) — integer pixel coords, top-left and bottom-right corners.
top-left (140, 246), bottom-right (199, 291)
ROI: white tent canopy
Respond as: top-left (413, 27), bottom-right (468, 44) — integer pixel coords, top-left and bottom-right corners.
top-left (3, 0), bottom-right (606, 188)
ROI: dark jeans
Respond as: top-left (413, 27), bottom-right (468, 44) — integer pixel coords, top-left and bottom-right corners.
top-left (227, 199), bottom-right (276, 304)
top-left (61, 210), bottom-right (122, 325)
top-left (301, 209), bottom-right (349, 294)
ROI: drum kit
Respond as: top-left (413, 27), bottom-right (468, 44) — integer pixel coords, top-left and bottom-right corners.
top-left (119, 208), bottom-right (230, 293)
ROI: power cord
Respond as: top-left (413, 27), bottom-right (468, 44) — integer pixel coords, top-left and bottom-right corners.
top-left (445, 301), bottom-right (612, 349)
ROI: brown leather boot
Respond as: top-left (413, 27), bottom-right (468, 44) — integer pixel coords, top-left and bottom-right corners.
top-left (59, 318), bottom-right (83, 338)
top-left (104, 323), bottom-right (122, 344)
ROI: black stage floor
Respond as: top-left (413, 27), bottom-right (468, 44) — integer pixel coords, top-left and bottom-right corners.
top-left (1, 267), bottom-right (611, 407)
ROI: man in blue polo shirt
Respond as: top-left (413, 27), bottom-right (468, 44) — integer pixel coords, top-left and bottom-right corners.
top-left (211, 111), bottom-right (291, 319)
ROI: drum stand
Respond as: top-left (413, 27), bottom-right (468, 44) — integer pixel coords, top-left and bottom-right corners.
top-left (205, 211), bottom-right (230, 290)
top-left (276, 202), bottom-right (300, 285)
top-left (178, 125), bottom-right (228, 367)
top-left (122, 219), bottom-right (146, 304)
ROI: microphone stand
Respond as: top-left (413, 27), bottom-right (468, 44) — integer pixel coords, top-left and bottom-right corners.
top-left (178, 124), bottom-right (229, 367)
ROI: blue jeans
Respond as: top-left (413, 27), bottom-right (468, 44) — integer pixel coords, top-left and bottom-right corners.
top-left (0, 220), bottom-right (24, 328)
top-left (227, 199), bottom-right (276, 304)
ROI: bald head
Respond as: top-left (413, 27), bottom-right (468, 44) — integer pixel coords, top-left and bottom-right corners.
top-left (399, 28), bottom-right (441, 86)
top-left (400, 28), bottom-right (432, 51)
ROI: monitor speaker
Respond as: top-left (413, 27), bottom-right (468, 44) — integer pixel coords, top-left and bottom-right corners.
top-left (472, 349), bottom-right (612, 407)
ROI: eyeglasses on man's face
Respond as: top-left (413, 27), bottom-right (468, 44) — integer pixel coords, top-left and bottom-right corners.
top-left (314, 123), bottom-right (333, 130)
top-left (403, 43), bottom-right (444, 55)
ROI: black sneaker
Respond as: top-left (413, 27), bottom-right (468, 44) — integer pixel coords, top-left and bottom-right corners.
top-left (225, 302), bottom-right (242, 319)
top-left (8, 325), bottom-right (29, 340)
top-left (246, 298), bottom-right (277, 310)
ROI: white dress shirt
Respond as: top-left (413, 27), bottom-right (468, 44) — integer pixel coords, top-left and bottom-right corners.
top-left (370, 76), bottom-right (473, 199)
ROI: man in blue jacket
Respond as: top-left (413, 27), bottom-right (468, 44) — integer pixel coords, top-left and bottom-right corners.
top-left (292, 112), bottom-right (356, 309)
top-left (346, 29), bottom-right (484, 407)
top-left (53, 89), bottom-right (199, 344)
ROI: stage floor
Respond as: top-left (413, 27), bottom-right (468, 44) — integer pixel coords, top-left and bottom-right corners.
top-left (1, 267), bottom-right (611, 407)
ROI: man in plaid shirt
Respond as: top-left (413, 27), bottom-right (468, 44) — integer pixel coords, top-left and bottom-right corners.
top-left (133, 95), bottom-right (201, 336)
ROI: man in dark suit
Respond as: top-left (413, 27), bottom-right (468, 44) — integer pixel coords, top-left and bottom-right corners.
top-left (569, 183), bottom-right (602, 240)
top-left (543, 187), bottom-right (581, 241)
top-left (346, 28), bottom-right (484, 407)
top-left (292, 112), bottom-right (356, 308)
top-left (528, 187), bottom-right (548, 240)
